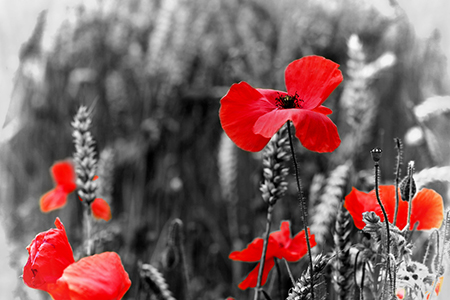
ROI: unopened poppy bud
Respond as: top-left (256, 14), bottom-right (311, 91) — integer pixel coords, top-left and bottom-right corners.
top-left (399, 161), bottom-right (416, 201)
top-left (370, 147), bottom-right (382, 163)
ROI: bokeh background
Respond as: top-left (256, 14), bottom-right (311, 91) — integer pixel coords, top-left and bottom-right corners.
top-left (1, 0), bottom-right (450, 299)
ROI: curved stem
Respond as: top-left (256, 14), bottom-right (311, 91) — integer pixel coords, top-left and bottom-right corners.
top-left (287, 121), bottom-right (314, 300)
top-left (253, 204), bottom-right (274, 300)
top-left (374, 163), bottom-right (393, 295)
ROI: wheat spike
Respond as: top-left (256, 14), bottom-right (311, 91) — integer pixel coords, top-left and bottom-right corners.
top-left (286, 254), bottom-right (331, 300)
top-left (310, 162), bottom-right (351, 253)
top-left (333, 204), bottom-right (354, 300)
top-left (139, 263), bottom-right (176, 300)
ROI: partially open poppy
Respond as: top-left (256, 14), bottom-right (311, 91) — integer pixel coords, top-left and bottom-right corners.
top-left (23, 218), bottom-right (75, 291)
top-left (23, 218), bottom-right (131, 299)
top-left (219, 55), bottom-right (343, 153)
top-left (229, 221), bottom-right (316, 290)
top-left (40, 160), bottom-right (77, 212)
top-left (344, 186), bottom-right (444, 230)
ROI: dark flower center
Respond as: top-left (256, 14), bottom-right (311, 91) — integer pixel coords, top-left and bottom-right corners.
top-left (275, 92), bottom-right (303, 109)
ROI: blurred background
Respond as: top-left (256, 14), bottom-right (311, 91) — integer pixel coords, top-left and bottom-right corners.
top-left (1, 0), bottom-right (450, 299)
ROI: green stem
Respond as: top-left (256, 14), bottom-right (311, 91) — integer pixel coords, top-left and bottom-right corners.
top-left (287, 121), bottom-right (314, 300)
top-left (253, 204), bottom-right (274, 300)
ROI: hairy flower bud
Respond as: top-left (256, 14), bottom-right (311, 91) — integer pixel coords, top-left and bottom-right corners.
top-left (399, 161), bottom-right (416, 201)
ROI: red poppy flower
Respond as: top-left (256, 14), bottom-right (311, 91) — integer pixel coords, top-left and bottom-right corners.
top-left (229, 221), bottom-right (316, 290)
top-left (23, 219), bottom-right (131, 299)
top-left (344, 186), bottom-right (444, 230)
top-left (40, 160), bottom-right (77, 212)
top-left (47, 252), bottom-right (131, 300)
top-left (91, 198), bottom-right (112, 221)
top-left (219, 55), bottom-right (343, 153)
top-left (23, 218), bottom-right (75, 291)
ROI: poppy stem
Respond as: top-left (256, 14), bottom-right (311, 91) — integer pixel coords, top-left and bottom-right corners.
top-left (373, 160), bottom-right (393, 295)
top-left (287, 121), bottom-right (315, 300)
top-left (283, 258), bottom-right (296, 287)
top-left (254, 204), bottom-right (274, 300)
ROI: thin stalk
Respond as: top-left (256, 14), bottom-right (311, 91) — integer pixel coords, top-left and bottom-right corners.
top-left (287, 121), bottom-right (314, 300)
top-left (406, 174), bottom-right (413, 230)
top-left (374, 163), bottom-right (393, 295)
top-left (283, 258), bottom-right (296, 287)
top-left (84, 203), bottom-right (93, 256)
top-left (253, 204), bottom-right (274, 300)
top-left (360, 261), bottom-right (366, 300)
top-left (275, 259), bottom-right (283, 300)
top-left (393, 139), bottom-right (402, 226)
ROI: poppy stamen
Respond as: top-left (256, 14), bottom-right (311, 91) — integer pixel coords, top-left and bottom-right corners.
top-left (276, 92), bottom-right (303, 109)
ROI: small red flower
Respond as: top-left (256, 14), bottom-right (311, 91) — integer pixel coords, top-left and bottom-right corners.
top-left (91, 198), bottom-right (112, 221)
top-left (344, 186), bottom-right (444, 230)
top-left (229, 221), bottom-right (316, 290)
top-left (219, 55), bottom-right (343, 153)
top-left (47, 252), bottom-right (131, 300)
top-left (40, 160), bottom-right (77, 212)
top-left (23, 218), bottom-right (75, 292)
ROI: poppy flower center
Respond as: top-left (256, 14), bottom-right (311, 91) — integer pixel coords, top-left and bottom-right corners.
top-left (275, 92), bottom-right (303, 109)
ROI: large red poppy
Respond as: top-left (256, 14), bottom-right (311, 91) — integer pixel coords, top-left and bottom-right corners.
top-left (344, 186), bottom-right (444, 231)
top-left (40, 160), bottom-right (77, 212)
top-left (229, 221), bottom-right (316, 290)
top-left (219, 55), bottom-right (343, 153)
top-left (23, 218), bottom-right (131, 299)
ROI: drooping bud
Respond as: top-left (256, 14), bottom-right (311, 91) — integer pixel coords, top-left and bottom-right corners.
top-left (370, 147), bottom-right (383, 163)
top-left (399, 161), bottom-right (416, 201)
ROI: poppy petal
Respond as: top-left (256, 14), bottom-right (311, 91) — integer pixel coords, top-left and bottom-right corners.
top-left (23, 218), bottom-right (75, 291)
top-left (40, 186), bottom-right (69, 212)
top-left (229, 237), bottom-right (284, 262)
top-left (51, 161), bottom-right (77, 193)
top-left (48, 252), bottom-right (131, 300)
top-left (270, 221), bottom-right (292, 246)
top-left (237, 258), bottom-right (275, 290)
top-left (91, 198), bottom-right (112, 222)
top-left (282, 228), bottom-right (316, 262)
top-left (219, 82), bottom-right (275, 152)
top-left (253, 108), bottom-right (340, 153)
top-left (344, 187), bottom-right (381, 229)
top-left (410, 188), bottom-right (444, 230)
top-left (312, 105), bottom-right (333, 115)
top-left (229, 238), bottom-right (264, 262)
top-left (285, 56), bottom-right (343, 110)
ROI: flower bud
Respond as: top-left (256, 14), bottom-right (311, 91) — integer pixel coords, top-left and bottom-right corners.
top-left (399, 161), bottom-right (416, 201)
top-left (370, 147), bottom-right (382, 163)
